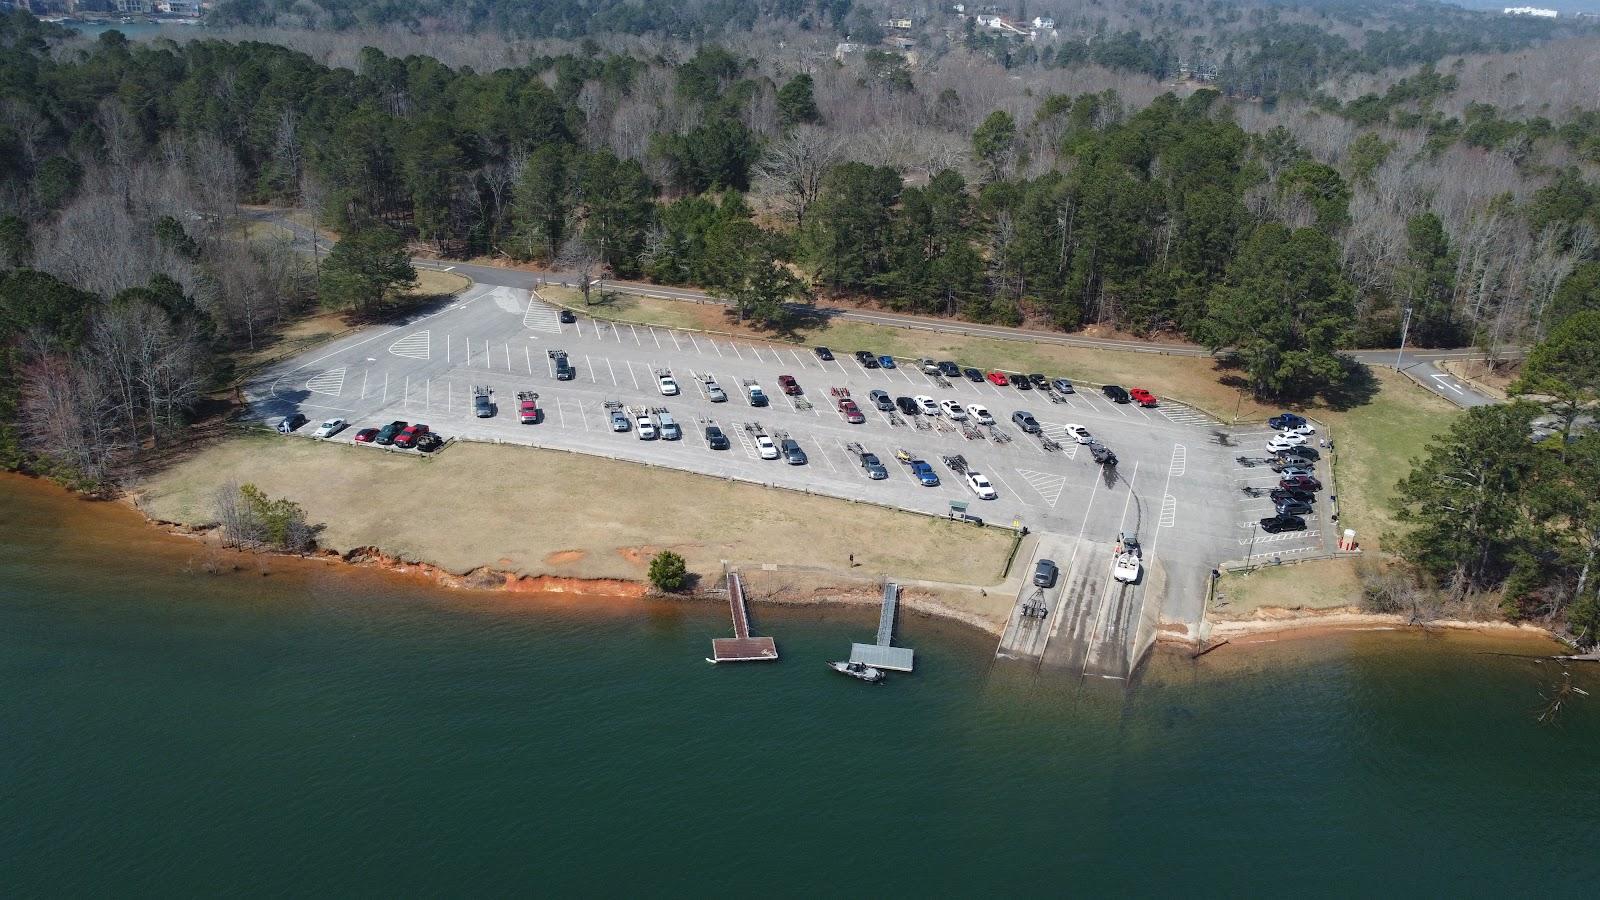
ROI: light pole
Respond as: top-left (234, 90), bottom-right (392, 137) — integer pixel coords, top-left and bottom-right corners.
top-left (1394, 305), bottom-right (1414, 372)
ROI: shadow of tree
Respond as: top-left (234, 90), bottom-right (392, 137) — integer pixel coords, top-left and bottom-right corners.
top-left (1320, 357), bottom-right (1379, 411)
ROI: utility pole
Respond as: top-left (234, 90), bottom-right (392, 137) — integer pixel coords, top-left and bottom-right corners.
top-left (1394, 305), bottom-right (1414, 372)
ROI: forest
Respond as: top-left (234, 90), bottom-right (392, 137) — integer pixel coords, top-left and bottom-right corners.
top-left (1, 4), bottom-right (1599, 636)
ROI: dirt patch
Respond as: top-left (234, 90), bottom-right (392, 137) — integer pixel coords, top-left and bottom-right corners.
top-left (544, 549), bottom-right (588, 566)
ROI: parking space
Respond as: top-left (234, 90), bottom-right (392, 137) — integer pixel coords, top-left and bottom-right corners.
top-left (248, 286), bottom-right (1282, 635)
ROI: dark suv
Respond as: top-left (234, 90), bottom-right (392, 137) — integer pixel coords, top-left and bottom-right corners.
top-left (854, 350), bottom-right (880, 369)
top-left (896, 396), bottom-right (919, 415)
top-left (1260, 514), bottom-right (1307, 534)
top-left (1275, 499), bottom-right (1313, 516)
top-left (1033, 559), bottom-right (1058, 588)
top-left (1102, 384), bottom-right (1131, 403)
top-left (705, 425), bottom-right (730, 450)
top-left (374, 420), bottom-right (407, 445)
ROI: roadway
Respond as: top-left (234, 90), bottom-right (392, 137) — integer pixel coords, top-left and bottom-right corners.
top-left (250, 207), bottom-right (1503, 410)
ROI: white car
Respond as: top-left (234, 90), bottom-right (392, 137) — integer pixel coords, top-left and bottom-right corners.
top-left (1113, 551), bottom-right (1141, 584)
top-left (756, 434), bottom-right (780, 460)
top-left (312, 418), bottom-right (345, 438)
top-left (1065, 423), bottom-right (1093, 444)
top-left (967, 404), bottom-right (994, 425)
top-left (914, 395), bottom-right (939, 415)
top-left (657, 374), bottom-right (679, 396)
top-left (940, 399), bottom-right (967, 420)
top-left (636, 415), bottom-right (657, 439)
top-left (1267, 433), bottom-right (1308, 451)
top-left (1279, 423), bottom-right (1316, 437)
top-left (965, 471), bottom-right (998, 500)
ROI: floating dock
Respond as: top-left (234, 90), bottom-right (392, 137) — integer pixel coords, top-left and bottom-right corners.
top-left (849, 581), bottom-right (915, 672)
top-left (709, 570), bottom-right (778, 663)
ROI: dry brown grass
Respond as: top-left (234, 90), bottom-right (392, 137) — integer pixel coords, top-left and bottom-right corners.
top-left (136, 433), bottom-right (1016, 587)
top-left (1213, 557), bottom-right (1366, 617)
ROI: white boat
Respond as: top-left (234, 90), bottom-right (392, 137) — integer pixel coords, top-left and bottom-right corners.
top-left (827, 660), bottom-right (886, 683)
top-left (1113, 533), bottom-right (1142, 584)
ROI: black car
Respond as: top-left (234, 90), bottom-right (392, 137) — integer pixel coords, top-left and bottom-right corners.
top-left (938, 361), bottom-right (961, 378)
top-left (869, 389), bottom-right (894, 411)
top-left (415, 432), bottom-right (444, 453)
top-left (1270, 487), bottom-right (1315, 505)
top-left (895, 396), bottom-right (919, 415)
top-left (963, 367), bottom-right (984, 382)
top-left (1028, 373), bottom-right (1048, 387)
top-left (1268, 413), bottom-right (1307, 430)
top-left (1274, 446), bottom-right (1320, 463)
top-left (1090, 442), bottom-right (1118, 466)
top-left (1259, 514), bottom-right (1307, 534)
top-left (1102, 384), bottom-right (1131, 403)
top-left (854, 350), bottom-right (880, 369)
top-left (558, 309), bottom-right (577, 324)
top-left (1269, 456), bottom-right (1317, 473)
top-left (276, 413), bottom-right (307, 434)
top-left (1008, 373), bottom-right (1032, 390)
top-left (1011, 410), bottom-right (1040, 433)
top-left (374, 420), bottom-right (407, 445)
top-left (1033, 559), bottom-right (1059, 588)
top-left (814, 346), bottom-right (835, 361)
top-left (705, 425), bottom-right (730, 450)
top-left (1275, 499), bottom-right (1314, 516)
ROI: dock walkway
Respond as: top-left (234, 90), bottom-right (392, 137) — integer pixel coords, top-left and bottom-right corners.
top-left (710, 570), bottom-right (778, 663)
top-left (849, 581), bottom-right (915, 672)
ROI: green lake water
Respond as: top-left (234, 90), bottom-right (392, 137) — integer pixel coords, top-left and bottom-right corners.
top-left (3, 476), bottom-right (1597, 895)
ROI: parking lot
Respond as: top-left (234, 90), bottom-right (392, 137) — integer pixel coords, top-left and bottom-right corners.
top-left (245, 283), bottom-right (1335, 660)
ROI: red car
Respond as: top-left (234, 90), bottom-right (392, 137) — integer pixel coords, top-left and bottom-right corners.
top-left (839, 398), bottom-right (865, 424)
top-left (986, 371), bottom-right (1010, 387)
top-left (1279, 475), bottom-right (1322, 492)
top-left (777, 374), bottom-right (801, 396)
top-left (1129, 388), bottom-right (1158, 407)
top-left (393, 423), bottom-right (430, 449)
top-left (353, 428), bottom-right (379, 443)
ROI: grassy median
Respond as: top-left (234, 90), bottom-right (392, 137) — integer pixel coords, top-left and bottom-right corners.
top-left (136, 433), bottom-right (1016, 587)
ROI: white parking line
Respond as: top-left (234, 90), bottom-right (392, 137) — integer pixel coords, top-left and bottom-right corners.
top-left (383, 372), bottom-right (389, 403)
top-left (670, 330), bottom-right (682, 351)
top-left (688, 333), bottom-right (701, 353)
top-left (731, 342), bottom-right (744, 360)
top-left (504, 343), bottom-right (511, 369)
top-left (360, 369), bottom-right (369, 398)
top-left (627, 360), bottom-right (641, 390)
top-left (606, 358), bottom-right (618, 385)
top-left (446, 333), bottom-right (452, 364)
top-left (525, 345), bottom-right (533, 374)
top-left (629, 324), bottom-right (641, 345)
top-left (651, 328), bottom-right (662, 349)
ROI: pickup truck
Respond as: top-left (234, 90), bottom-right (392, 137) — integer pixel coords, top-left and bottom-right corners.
top-left (517, 391), bottom-right (539, 424)
top-left (743, 381), bottom-right (769, 407)
top-left (549, 350), bottom-right (575, 380)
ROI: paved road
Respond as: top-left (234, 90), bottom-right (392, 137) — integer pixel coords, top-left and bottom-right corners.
top-left (251, 208), bottom-right (1504, 409)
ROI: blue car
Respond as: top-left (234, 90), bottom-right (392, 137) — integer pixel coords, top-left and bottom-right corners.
top-left (910, 460), bottom-right (940, 486)
top-left (878, 355), bottom-right (896, 369)
top-left (1268, 412), bottom-right (1307, 430)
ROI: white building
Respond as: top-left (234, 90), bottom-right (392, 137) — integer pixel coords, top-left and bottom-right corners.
top-left (1031, 16), bottom-right (1056, 30)
top-left (1502, 6), bottom-right (1558, 16)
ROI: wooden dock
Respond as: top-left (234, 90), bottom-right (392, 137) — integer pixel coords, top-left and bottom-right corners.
top-left (709, 570), bottom-right (778, 663)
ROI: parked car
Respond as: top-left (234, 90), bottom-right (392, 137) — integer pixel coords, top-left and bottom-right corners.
top-left (1008, 373), bottom-right (1032, 390)
top-left (895, 396), bottom-right (919, 415)
top-left (1129, 388), bottom-right (1158, 407)
top-left (814, 346), bottom-right (835, 361)
top-left (1033, 559), bottom-right (1059, 588)
top-left (1270, 456), bottom-right (1316, 474)
top-left (551, 351), bottom-right (575, 380)
top-left (1279, 423), bottom-right (1316, 437)
top-left (1102, 384), bottom-right (1131, 403)
top-left (869, 389), bottom-right (894, 411)
top-left (374, 420), bottom-right (407, 445)
top-left (703, 378), bottom-right (727, 403)
top-left (1090, 442), bottom-right (1118, 466)
top-left (276, 413), bottom-right (307, 434)
top-left (1270, 487), bottom-right (1315, 505)
top-left (938, 361), bottom-right (961, 378)
top-left (1266, 434), bottom-right (1308, 452)
top-left (1275, 465), bottom-right (1316, 480)
top-left (781, 438), bottom-right (807, 465)
top-left (839, 398), bottom-right (865, 424)
top-left (1274, 446), bottom-right (1320, 462)
top-left (393, 423), bottom-right (429, 449)
top-left (878, 355), bottom-right (897, 369)
top-left (636, 413), bottom-right (657, 440)
top-left (609, 410), bottom-right (630, 432)
top-left (965, 471), bottom-right (998, 500)
top-left (1064, 423), bottom-right (1093, 444)
top-left (986, 371), bottom-right (1010, 387)
top-left (860, 452), bottom-right (888, 480)
top-left (705, 425), bottom-right (730, 450)
top-left (312, 418), bottom-right (345, 438)
top-left (473, 390), bottom-right (494, 417)
top-left (963, 367), bottom-right (984, 382)
top-left (1028, 373), bottom-right (1048, 387)
top-left (1276, 498), bottom-right (1314, 516)
top-left (939, 399), bottom-right (967, 420)
top-left (914, 395), bottom-right (939, 415)
top-left (415, 432), bottom-right (443, 453)
top-left (1012, 411), bottom-right (1041, 433)
top-left (756, 434), bottom-right (780, 460)
top-left (1051, 378), bottom-right (1075, 394)
top-left (657, 373), bottom-right (679, 396)
top-left (558, 308), bottom-right (576, 324)
top-left (909, 459), bottom-right (940, 486)
top-left (1279, 475), bottom-right (1322, 492)
top-left (919, 358), bottom-right (940, 375)
top-left (854, 350), bottom-right (880, 368)
top-left (353, 427), bottom-right (379, 444)
top-left (1268, 413), bottom-right (1307, 430)
top-left (1259, 514), bottom-right (1308, 534)
top-left (967, 404), bottom-right (994, 425)
top-left (777, 374), bottom-right (801, 395)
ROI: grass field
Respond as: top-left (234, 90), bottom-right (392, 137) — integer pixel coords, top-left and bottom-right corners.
top-left (136, 433), bottom-right (1016, 588)
top-left (1214, 557), bottom-right (1366, 617)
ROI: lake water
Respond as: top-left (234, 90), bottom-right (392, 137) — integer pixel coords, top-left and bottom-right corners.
top-left (2, 475), bottom-right (1597, 894)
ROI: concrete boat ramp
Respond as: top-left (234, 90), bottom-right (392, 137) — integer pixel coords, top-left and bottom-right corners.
top-left (997, 533), bottom-right (1158, 679)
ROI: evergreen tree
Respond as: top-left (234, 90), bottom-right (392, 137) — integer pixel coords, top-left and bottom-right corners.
top-left (317, 224), bottom-right (417, 314)
top-left (777, 74), bottom-right (820, 129)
